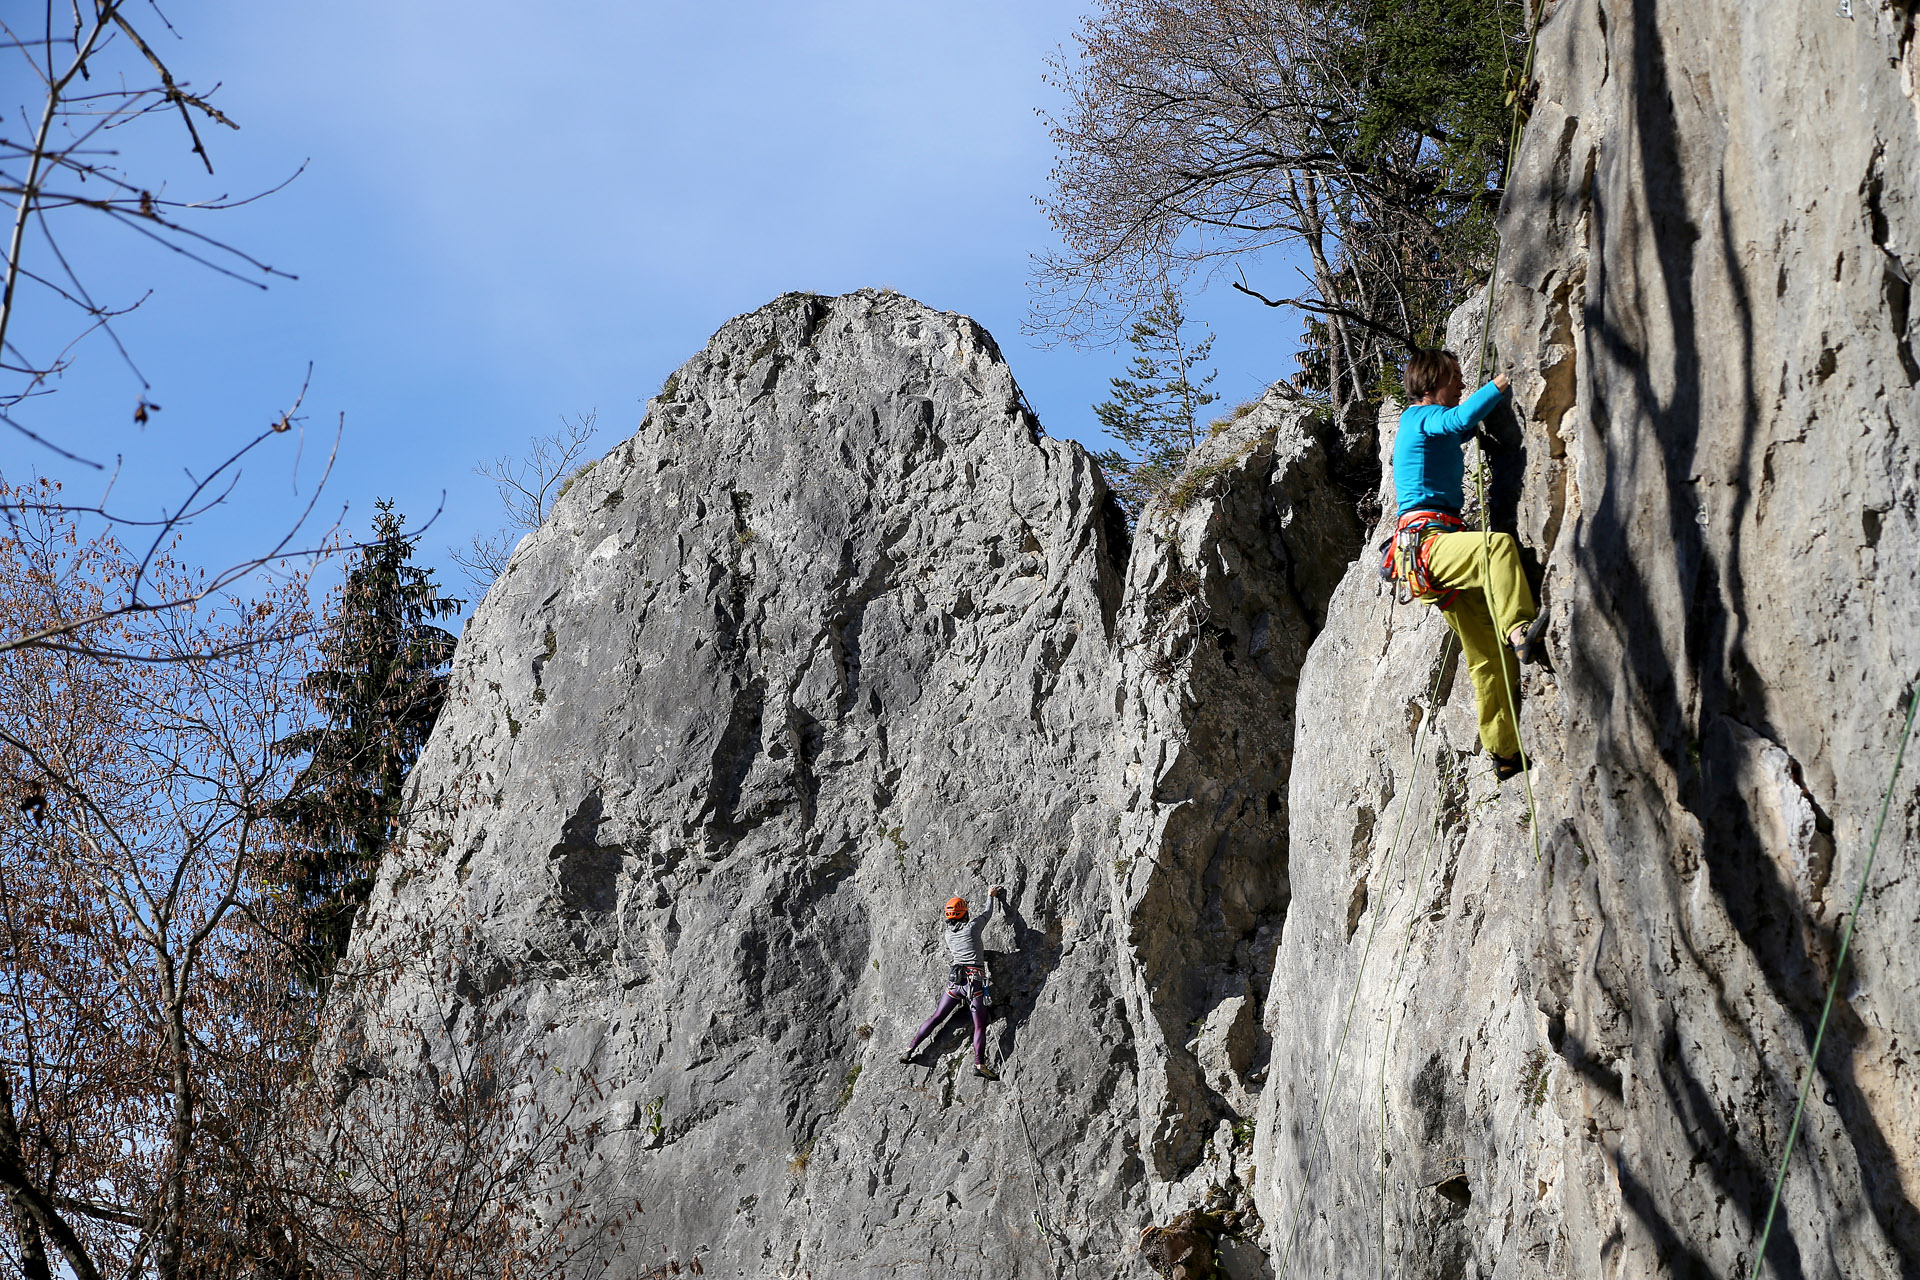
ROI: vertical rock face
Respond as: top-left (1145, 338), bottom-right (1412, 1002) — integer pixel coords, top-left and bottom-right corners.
top-left (364, 290), bottom-right (1143, 1278)
top-left (346, 293), bottom-right (1363, 1278)
top-left (346, 6), bottom-right (1920, 1271)
top-left (1253, 2), bottom-right (1920, 1278)
top-left (1101, 394), bottom-right (1359, 1214)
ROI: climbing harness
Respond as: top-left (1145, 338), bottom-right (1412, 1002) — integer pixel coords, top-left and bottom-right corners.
top-left (1377, 509), bottom-right (1467, 608)
top-left (1746, 682), bottom-right (1917, 1280)
top-left (947, 963), bottom-right (991, 1009)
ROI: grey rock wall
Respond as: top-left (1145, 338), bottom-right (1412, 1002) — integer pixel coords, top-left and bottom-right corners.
top-left (1099, 392), bottom-right (1358, 1219)
top-left (354, 290), bottom-right (1144, 1278)
top-left (339, 6), bottom-right (1920, 1272)
top-left (340, 292), bottom-right (1359, 1279)
top-left (1252, 2), bottom-right (1920, 1278)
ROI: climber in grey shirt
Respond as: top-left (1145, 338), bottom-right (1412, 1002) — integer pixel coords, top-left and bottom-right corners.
top-left (900, 886), bottom-right (1004, 1078)
top-left (942, 888), bottom-right (996, 965)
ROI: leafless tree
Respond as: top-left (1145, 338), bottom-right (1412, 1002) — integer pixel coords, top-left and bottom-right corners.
top-left (0, 493), bottom-right (638, 1279)
top-left (0, 0), bottom-right (299, 457)
top-left (0, 4), bottom-right (407, 663)
top-left (0, 488), bottom-right (315, 1280)
top-left (450, 411), bottom-right (600, 596)
top-left (1035, 0), bottom-right (1526, 453)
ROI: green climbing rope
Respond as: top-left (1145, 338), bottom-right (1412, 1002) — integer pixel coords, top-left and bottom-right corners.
top-left (1474, 457), bottom-right (1542, 863)
top-left (1745, 682), bottom-right (1918, 1280)
top-left (1275, 630), bottom-right (1458, 1280)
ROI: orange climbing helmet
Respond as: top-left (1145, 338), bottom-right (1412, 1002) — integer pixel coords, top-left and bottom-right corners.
top-left (945, 896), bottom-right (968, 921)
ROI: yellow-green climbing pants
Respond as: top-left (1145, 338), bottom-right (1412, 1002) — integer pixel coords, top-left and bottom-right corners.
top-left (1412, 531), bottom-right (1537, 759)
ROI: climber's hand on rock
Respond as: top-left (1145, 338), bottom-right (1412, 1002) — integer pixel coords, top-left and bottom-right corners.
top-left (990, 884), bottom-right (1005, 899)
top-left (1493, 372), bottom-right (1511, 393)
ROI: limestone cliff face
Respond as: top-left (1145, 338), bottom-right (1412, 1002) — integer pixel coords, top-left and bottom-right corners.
top-left (1252, 2), bottom-right (1920, 1278)
top-left (361, 290), bottom-right (1143, 1278)
top-left (1100, 394), bottom-right (1357, 1215)
top-left (342, 292), bottom-right (1359, 1278)
top-left (342, 5), bottom-right (1920, 1274)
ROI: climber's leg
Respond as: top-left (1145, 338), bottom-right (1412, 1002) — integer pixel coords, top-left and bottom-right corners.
top-left (967, 999), bottom-right (998, 1079)
top-left (908, 993), bottom-right (961, 1054)
top-left (1441, 593), bottom-right (1521, 759)
top-left (1422, 530), bottom-right (1537, 641)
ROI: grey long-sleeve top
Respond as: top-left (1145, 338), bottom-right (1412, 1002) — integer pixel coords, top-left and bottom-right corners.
top-left (942, 895), bottom-right (996, 967)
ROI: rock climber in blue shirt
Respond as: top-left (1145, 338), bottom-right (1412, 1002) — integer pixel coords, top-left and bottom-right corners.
top-left (1388, 349), bottom-right (1549, 780)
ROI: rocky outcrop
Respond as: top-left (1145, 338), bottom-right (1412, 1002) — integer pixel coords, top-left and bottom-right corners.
top-left (359, 290), bottom-right (1143, 1277)
top-left (1101, 394), bottom-right (1358, 1210)
top-left (341, 6), bottom-right (1920, 1272)
top-left (341, 293), bottom-right (1361, 1279)
top-left (1251, 2), bottom-right (1920, 1278)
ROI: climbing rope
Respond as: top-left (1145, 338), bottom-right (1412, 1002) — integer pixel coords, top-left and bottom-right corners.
top-left (1014, 1091), bottom-right (1075, 1278)
top-left (1275, 630), bottom-right (1457, 1280)
top-left (1471, 0), bottom-right (1546, 864)
top-left (1745, 682), bottom-right (1918, 1280)
top-left (1280, 8), bottom-right (1551, 1275)
top-left (1332, 11), bottom-right (1546, 1277)
top-left (1474, 457), bottom-right (1542, 863)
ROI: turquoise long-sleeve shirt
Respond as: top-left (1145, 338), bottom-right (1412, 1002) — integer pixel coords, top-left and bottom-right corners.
top-left (1392, 381), bottom-right (1508, 516)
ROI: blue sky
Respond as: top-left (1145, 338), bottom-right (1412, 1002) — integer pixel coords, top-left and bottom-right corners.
top-left (5, 0), bottom-right (1306, 612)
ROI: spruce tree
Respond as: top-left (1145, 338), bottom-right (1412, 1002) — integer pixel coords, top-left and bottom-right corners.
top-left (271, 501), bottom-right (461, 985)
top-left (1091, 287), bottom-right (1219, 515)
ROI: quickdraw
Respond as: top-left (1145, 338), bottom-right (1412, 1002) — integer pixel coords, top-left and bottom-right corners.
top-left (1376, 509), bottom-right (1465, 608)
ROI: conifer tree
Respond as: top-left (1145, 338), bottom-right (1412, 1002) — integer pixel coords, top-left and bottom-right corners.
top-left (271, 501), bottom-right (461, 985)
top-left (1091, 287), bottom-right (1220, 515)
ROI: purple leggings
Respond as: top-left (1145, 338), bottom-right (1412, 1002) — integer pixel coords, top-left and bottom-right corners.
top-left (908, 992), bottom-right (987, 1064)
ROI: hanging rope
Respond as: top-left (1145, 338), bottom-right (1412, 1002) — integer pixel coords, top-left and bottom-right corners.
top-left (1014, 1092), bottom-right (1073, 1278)
top-left (1745, 682), bottom-right (1918, 1279)
top-left (1471, 0), bottom-right (1546, 863)
top-left (1275, 630), bottom-right (1458, 1280)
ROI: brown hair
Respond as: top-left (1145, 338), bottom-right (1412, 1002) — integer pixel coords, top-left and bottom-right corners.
top-left (1403, 349), bottom-right (1461, 401)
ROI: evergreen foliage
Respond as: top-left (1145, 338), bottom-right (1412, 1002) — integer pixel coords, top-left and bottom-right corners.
top-left (1092, 288), bottom-right (1219, 516)
top-left (271, 501), bottom-right (461, 985)
top-left (1347, 0), bottom-right (1518, 191)
top-left (1293, 0), bottom-right (1526, 410)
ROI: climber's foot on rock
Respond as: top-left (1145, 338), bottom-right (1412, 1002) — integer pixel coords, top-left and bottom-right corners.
top-left (1510, 607), bottom-right (1549, 666)
top-left (1491, 751), bottom-right (1528, 782)
top-left (973, 1064), bottom-right (998, 1080)
top-left (898, 1051), bottom-right (918, 1065)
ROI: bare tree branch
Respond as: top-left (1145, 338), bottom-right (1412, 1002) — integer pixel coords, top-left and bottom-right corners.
top-left (450, 412), bottom-right (600, 596)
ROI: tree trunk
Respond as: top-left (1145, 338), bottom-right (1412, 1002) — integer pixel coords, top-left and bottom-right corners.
top-left (0, 1074), bottom-right (52, 1280)
top-left (154, 957), bottom-right (195, 1280)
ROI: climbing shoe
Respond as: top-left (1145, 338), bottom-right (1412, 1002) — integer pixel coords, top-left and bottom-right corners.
top-left (1510, 607), bottom-right (1550, 666)
top-left (898, 1051), bottom-right (918, 1065)
top-left (973, 1064), bottom-right (999, 1081)
top-left (1491, 751), bottom-right (1529, 782)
